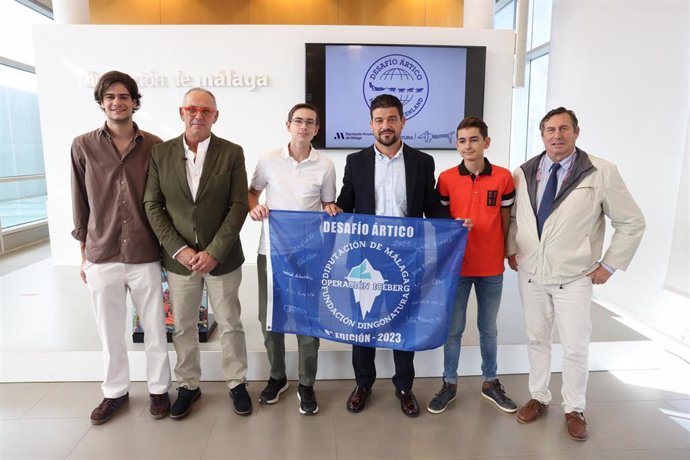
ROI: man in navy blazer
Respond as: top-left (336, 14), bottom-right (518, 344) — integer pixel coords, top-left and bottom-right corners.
top-left (325, 94), bottom-right (449, 417)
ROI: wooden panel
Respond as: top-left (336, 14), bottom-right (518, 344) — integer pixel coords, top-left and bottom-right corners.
top-left (338, 0), bottom-right (426, 26)
top-left (161, 0), bottom-right (250, 24)
top-left (89, 0), bottom-right (465, 26)
top-left (426, 0), bottom-right (463, 27)
top-left (250, 0), bottom-right (339, 25)
top-left (89, 0), bottom-right (161, 24)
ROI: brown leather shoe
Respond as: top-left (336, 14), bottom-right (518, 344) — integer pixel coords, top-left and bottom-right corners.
top-left (90, 393), bottom-right (129, 425)
top-left (149, 393), bottom-right (171, 419)
top-left (516, 398), bottom-right (548, 423)
top-left (346, 385), bottom-right (371, 412)
top-left (395, 390), bottom-right (420, 417)
top-left (565, 411), bottom-right (589, 441)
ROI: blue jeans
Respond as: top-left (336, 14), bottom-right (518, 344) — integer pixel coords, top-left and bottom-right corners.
top-left (443, 274), bottom-right (503, 384)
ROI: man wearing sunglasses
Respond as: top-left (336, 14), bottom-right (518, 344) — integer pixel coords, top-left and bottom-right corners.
top-left (144, 88), bottom-right (251, 419)
top-left (248, 103), bottom-right (336, 415)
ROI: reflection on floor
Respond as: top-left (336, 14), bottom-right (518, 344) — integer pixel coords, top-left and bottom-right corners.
top-left (1, 241), bottom-right (689, 458)
top-left (1, 371), bottom-right (690, 459)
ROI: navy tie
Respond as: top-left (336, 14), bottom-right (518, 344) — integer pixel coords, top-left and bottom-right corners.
top-left (536, 163), bottom-right (561, 239)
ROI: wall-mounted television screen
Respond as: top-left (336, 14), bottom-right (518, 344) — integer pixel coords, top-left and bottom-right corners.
top-left (305, 43), bottom-right (486, 150)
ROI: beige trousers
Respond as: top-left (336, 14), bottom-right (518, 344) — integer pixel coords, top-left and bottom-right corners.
top-left (167, 267), bottom-right (247, 390)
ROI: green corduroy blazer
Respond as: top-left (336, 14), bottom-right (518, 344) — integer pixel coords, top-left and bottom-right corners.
top-left (144, 133), bottom-right (248, 276)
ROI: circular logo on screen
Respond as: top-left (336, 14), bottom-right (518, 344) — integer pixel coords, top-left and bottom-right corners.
top-left (363, 54), bottom-right (429, 120)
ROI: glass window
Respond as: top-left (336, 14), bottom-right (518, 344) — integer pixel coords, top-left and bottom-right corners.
top-left (0, 66), bottom-right (47, 229)
top-left (494, 0), bottom-right (516, 30)
top-left (525, 54), bottom-right (549, 158)
top-left (497, 0), bottom-right (552, 167)
top-left (0, 179), bottom-right (47, 228)
top-left (0, 1), bottom-right (51, 235)
top-left (0, 1), bottom-right (52, 66)
top-left (0, 66), bottom-right (45, 178)
top-left (527, 0), bottom-right (552, 50)
top-left (509, 77), bottom-right (529, 167)
top-left (508, 53), bottom-right (550, 165)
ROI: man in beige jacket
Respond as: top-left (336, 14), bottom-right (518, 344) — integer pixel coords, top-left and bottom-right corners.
top-left (506, 107), bottom-right (645, 441)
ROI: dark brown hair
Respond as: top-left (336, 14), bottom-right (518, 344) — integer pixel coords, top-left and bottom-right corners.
top-left (93, 71), bottom-right (141, 112)
top-left (457, 116), bottom-right (488, 139)
top-left (539, 107), bottom-right (579, 134)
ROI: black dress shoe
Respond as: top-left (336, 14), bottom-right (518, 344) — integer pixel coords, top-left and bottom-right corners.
top-left (346, 385), bottom-right (371, 412)
top-left (171, 387), bottom-right (201, 420)
top-left (396, 389), bottom-right (420, 417)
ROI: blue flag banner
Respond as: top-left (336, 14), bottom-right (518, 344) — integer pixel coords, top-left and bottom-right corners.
top-left (266, 210), bottom-right (468, 351)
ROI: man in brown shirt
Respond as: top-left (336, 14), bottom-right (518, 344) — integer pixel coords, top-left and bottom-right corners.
top-left (71, 70), bottom-right (171, 425)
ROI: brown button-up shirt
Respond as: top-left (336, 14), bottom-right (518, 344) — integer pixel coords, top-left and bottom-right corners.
top-left (71, 123), bottom-right (162, 264)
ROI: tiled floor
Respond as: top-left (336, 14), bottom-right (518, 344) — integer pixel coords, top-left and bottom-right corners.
top-left (2, 242), bottom-right (689, 459)
top-left (1, 371), bottom-right (690, 459)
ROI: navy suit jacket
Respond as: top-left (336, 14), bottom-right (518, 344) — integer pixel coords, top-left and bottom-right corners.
top-left (336, 144), bottom-right (449, 219)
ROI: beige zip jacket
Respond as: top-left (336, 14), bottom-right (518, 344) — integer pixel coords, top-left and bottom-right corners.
top-left (506, 149), bottom-right (645, 285)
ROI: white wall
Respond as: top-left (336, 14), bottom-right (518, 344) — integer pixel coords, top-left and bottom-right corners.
top-left (33, 25), bottom-right (514, 265)
top-left (548, 1), bottom-right (690, 343)
top-left (33, 25), bottom-right (529, 350)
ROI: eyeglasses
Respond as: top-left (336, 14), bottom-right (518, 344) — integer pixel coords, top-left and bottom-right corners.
top-left (290, 118), bottom-right (317, 128)
top-left (181, 106), bottom-right (217, 117)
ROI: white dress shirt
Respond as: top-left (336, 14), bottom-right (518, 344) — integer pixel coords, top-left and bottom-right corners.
top-left (174, 135), bottom-right (211, 256)
top-left (183, 135), bottom-right (211, 201)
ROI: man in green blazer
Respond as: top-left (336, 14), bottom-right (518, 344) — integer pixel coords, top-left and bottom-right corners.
top-left (144, 88), bottom-right (251, 419)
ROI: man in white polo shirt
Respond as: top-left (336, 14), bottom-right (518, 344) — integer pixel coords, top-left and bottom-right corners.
top-left (248, 103), bottom-right (336, 415)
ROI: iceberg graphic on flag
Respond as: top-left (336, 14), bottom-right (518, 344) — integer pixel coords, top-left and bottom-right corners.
top-left (346, 259), bottom-right (384, 318)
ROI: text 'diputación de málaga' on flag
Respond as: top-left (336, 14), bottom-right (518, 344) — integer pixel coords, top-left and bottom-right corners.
top-left (266, 210), bottom-right (468, 351)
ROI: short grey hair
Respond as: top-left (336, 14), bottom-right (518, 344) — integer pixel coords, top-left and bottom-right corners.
top-left (182, 87), bottom-right (217, 108)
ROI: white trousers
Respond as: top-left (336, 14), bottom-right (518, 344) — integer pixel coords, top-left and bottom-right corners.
top-left (167, 267), bottom-right (247, 390)
top-left (517, 269), bottom-right (592, 413)
top-left (83, 261), bottom-right (171, 398)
